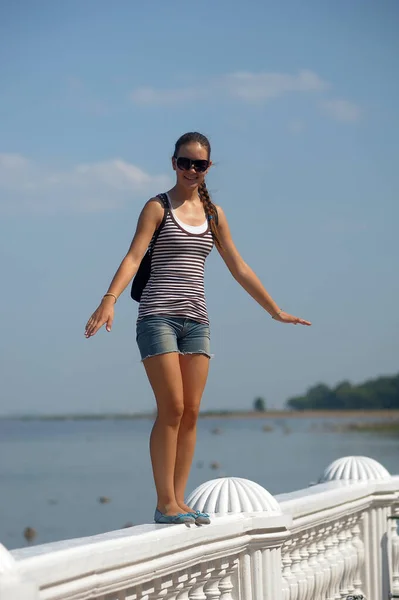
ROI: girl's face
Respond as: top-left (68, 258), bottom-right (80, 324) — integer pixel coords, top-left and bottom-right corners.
top-left (172, 142), bottom-right (211, 190)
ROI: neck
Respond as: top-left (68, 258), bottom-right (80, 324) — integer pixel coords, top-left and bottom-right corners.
top-left (168, 182), bottom-right (201, 206)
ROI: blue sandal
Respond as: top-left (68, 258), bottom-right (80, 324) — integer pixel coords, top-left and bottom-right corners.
top-left (154, 509), bottom-right (195, 525)
top-left (188, 510), bottom-right (211, 525)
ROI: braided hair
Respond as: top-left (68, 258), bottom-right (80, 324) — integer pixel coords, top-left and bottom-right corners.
top-left (173, 132), bottom-right (222, 248)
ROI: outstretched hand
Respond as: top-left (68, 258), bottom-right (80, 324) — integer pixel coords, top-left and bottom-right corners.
top-left (273, 311), bottom-right (311, 326)
top-left (85, 298), bottom-right (115, 338)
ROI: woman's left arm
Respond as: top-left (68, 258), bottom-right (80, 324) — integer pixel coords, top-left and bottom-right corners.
top-left (215, 206), bottom-right (311, 326)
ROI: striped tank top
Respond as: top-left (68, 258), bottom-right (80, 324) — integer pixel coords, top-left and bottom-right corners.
top-left (137, 193), bottom-right (214, 325)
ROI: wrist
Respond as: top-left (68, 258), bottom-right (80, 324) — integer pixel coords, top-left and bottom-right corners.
top-left (102, 293), bottom-right (117, 304)
top-left (272, 309), bottom-right (283, 319)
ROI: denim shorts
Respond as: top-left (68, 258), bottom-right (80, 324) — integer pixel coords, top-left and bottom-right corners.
top-left (136, 315), bottom-right (211, 361)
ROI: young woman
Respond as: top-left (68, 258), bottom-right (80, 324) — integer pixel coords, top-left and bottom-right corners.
top-left (85, 132), bottom-right (311, 526)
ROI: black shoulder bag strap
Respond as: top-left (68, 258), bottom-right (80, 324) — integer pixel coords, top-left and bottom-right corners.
top-left (130, 193), bottom-right (169, 302)
top-left (149, 193), bottom-right (169, 249)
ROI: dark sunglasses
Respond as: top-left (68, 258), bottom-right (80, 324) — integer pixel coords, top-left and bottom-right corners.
top-left (175, 156), bottom-right (210, 173)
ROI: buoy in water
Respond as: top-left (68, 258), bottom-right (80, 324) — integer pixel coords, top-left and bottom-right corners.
top-left (24, 527), bottom-right (37, 542)
top-left (98, 496), bottom-right (111, 504)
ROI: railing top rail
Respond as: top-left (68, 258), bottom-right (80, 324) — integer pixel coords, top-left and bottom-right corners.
top-left (276, 478), bottom-right (399, 520)
top-left (9, 513), bottom-right (290, 591)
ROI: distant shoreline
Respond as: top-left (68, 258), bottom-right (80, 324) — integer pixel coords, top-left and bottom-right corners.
top-left (2, 409), bottom-right (399, 421)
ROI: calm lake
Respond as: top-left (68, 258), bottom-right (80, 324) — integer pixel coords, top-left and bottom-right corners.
top-left (1, 416), bottom-right (398, 551)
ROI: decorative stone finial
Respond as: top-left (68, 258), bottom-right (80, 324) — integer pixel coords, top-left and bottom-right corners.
top-left (319, 456), bottom-right (391, 483)
top-left (186, 477), bottom-right (282, 515)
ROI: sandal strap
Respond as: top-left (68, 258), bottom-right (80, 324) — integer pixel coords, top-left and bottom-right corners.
top-left (195, 510), bottom-right (210, 518)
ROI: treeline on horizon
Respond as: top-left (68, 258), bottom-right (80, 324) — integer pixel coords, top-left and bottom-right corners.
top-left (286, 373), bottom-right (399, 411)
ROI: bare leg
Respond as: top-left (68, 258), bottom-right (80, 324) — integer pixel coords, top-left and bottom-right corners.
top-left (143, 352), bottom-right (185, 516)
top-left (174, 354), bottom-right (210, 512)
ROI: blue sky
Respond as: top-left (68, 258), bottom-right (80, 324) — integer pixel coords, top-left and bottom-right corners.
top-left (0, 0), bottom-right (398, 415)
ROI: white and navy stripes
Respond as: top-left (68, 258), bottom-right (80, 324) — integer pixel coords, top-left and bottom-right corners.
top-left (137, 197), bottom-right (214, 325)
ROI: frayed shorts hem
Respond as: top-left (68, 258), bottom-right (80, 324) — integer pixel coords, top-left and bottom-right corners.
top-left (140, 350), bottom-right (213, 363)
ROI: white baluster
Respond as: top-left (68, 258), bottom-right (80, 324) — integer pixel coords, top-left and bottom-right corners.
top-left (345, 517), bottom-right (357, 597)
top-left (189, 583), bottom-right (207, 600)
top-left (203, 567), bottom-right (222, 600)
top-left (285, 539), bottom-right (299, 600)
top-left (335, 523), bottom-right (349, 598)
top-left (176, 572), bottom-right (192, 600)
top-left (281, 544), bottom-right (292, 600)
top-left (188, 565), bottom-right (207, 600)
top-left (392, 535), bottom-right (399, 596)
top-left (290, 537), bottom-right (308, 600)
top-left (299, 533), bottom-right (315, 600)
top-left (308, 530), bottom-right (323, 600)
top-left (328, 523), bottom-right (343, 600)
top-left (324, 526), bottom-right (339, 600)
top-left (147, 578), bottom-right (169, 600)
top-left (351, 517), bottom-right (366, 599)
top-left (218, 558), bottom-right (238, 600)
top-left (166, 572), bottom-right (189, 600)
top-left (316, 528), bottom-right (331, 600)
top-left (381, 504), bottom-right (391, 600)
top-left (390, 507), bottom-right (399, 598)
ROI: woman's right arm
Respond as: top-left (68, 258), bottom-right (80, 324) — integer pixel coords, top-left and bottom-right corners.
top-left (84, 198), bottom-right (164, 338)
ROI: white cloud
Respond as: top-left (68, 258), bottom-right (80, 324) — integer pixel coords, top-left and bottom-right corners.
top-left (222, 69), bottom-right (329, 102)
top-left (130, 71), bottom-right (364, 126)
top-left (322, 99), bottom-right (362, 122)
top-left (131, 86), bottom-right (206, 106)
top-left (0, 154), bottom-right (171, 214)
top-left (130, 69), bottom-right (329, 106)
top-left (0, 153), bottom-right (31, 169)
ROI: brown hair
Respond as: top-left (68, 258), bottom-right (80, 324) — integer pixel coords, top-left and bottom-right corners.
top-left (173, 132), bottom-right (222, 248)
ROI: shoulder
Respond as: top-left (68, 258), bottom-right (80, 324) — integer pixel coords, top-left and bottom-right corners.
top-left (141, 195), bottom-right (165, 218)
top-left (213, 204), bottom-right (226, 224)
top-left (137, 195), bottom-right (166, 230)
top-left (144, 195), bottom-right (166, 212)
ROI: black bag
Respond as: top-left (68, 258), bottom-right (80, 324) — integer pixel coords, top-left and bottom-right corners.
top-left (130, 194), bottom-right (169, 302)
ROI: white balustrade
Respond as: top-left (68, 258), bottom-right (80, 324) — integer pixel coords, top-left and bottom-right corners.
top-left (0, 543), bottom-right (39, 600)
top-left (2, 456), bottom-right (399, 600)
top-left (389, 503), bottom-right (399, 599)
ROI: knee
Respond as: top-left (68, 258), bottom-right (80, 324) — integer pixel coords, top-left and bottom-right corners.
top-left (181, 404), bottom-right (200, 429)
top-left (157, 398), bottom-right (184, 427)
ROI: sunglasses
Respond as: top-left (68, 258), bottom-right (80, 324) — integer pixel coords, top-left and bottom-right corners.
top-left (175, 156), bottom-right (210, 173)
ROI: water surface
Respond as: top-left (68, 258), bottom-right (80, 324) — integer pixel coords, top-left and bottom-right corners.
top-left (1, 416), bottom-right (398, 550)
